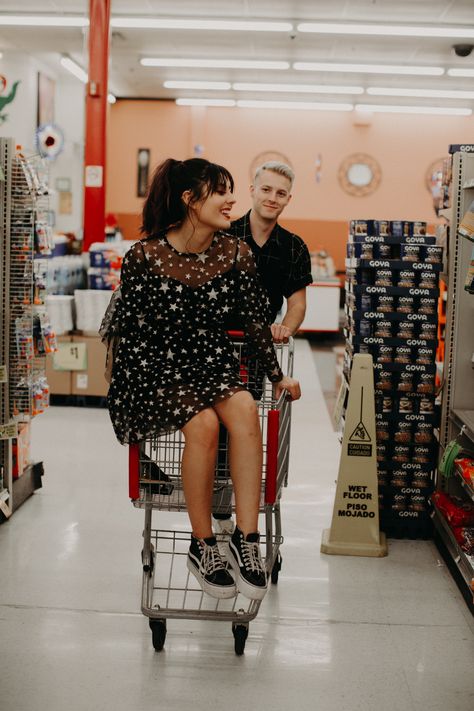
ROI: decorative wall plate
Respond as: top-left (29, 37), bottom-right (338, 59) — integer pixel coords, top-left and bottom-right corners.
top-left (338, 153), bottom-right (382, 197)
top-left (249, 150), bottom-right (293, 182)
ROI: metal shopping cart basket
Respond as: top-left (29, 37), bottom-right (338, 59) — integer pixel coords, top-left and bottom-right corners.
top-left (128, 335), bottom-right (294, 655)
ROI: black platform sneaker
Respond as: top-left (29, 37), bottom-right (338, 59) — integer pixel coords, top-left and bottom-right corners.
top-left (187, 535), bottom-right (236, 599)
top-left (228, 527), bottom-right (268, 601)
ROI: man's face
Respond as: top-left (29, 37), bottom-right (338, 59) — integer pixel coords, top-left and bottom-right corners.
top-left (250, 169), bottom-right (292, 221)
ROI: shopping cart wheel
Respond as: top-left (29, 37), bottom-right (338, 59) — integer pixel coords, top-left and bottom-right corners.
top-left (149, 618), bottom-right (167, 651)
top-left (232, 623), bottom-right (248, 655)
top-left (271, 553), bottom-right (282, 584)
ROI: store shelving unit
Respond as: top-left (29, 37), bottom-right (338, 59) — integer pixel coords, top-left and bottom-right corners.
top-left (0, 138), bottom-right (49, 521)
top-left (434, 150), bottom-right (474, 604)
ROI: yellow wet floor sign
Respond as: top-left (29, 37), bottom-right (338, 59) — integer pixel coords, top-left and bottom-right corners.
top-left (321, 353), bottom-right (387, 557)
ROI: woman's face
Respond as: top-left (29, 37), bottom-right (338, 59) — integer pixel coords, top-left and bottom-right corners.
top-left (191, 180), bottom-right (236, 230)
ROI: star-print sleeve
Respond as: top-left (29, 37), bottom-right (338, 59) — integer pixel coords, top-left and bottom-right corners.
top-left (118, 240), bottom-right (149, 332)
top-left (236, 241), bottom-right (283, 383)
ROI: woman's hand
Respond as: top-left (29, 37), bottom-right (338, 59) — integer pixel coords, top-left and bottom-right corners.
top-left (273, 375), bottom-right (301, 402)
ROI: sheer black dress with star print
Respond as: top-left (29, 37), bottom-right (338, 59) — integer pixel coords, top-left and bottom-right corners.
top-left (106, 233), bottom-right (283, 445)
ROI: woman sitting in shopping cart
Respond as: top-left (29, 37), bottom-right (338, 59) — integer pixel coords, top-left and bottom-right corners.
top-left (104, 158), bottom-right (301, 601)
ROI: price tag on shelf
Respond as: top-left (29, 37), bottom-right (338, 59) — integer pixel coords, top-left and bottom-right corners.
top-left (0, 365), bottom-right (7, 383)
top-left (53, 343), bottom-right (87, 371)
top-left (0, 421), bottom-right (18, 440)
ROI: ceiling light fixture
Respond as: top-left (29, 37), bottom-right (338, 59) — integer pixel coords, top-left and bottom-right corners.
top-left (60, 56), bottom-right (88, 83)
top-left (236, 99), bottom-right (353, 111)
top-left (367, 87), bottom-right (474, 99)
top-left (294, 62), bottom-right (444, 76)
top-left (142, 58), bottom-right (289, 70)
top-left (112, 18), bottom-right (292, 32)
top-left (176, 98), bottom-right (236, 107)
top-left (297, 22), bottom-right (474, 39)
top-left (447, 68), bottom-right (474, 77)
top-left (355, 103), bottom-right (472, 116)
top-left (232, 82), bottom-right (364, 94)
top-left (0, 14), bottom-right (88, 27)
top-left (164, 80), bottom-right (231, 90)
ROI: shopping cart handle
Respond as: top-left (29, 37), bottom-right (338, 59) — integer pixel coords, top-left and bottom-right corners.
top-left (227, 330), bottom-right (245, 338)
top-left (129, 444), bottom-right (140, 500)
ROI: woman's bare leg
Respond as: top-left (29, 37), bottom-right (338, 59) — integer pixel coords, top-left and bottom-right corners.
top-left (181, 408), bottom-right (219, 539)
top-left (213, 390), bottom-right (262, 535)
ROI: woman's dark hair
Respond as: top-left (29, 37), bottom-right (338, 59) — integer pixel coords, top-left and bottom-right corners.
top-left (141, 158), bottom-right (234, 235)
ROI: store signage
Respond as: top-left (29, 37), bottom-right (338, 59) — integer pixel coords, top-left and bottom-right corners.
top-left (53, 343), bottom-right (87, 371)
top-left (85, 165), bottom-right (103, 188)
top-left (321, 353), bottom-right (387, 557)
top-left (0, 421), bottom-right (18, 440)
top-left (449, 144), bottom-right (474, 154)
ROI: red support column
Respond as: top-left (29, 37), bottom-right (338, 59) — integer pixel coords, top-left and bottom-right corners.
top-left (83, 0), bottom-right (111, 251)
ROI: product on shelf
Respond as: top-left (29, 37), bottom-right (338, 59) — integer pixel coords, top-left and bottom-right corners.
top-left (451, 527), bottom-right (474, 555)
top-left (454, 457), bottom-right (474, 487)
top-left (344, 218), bottom-right (442, 537)
top-left (432, 490), bottom-right (474, 527)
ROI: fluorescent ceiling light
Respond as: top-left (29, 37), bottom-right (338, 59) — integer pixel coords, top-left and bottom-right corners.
top-left (355, 103), bottom-right (472, 116)
top-left (0, 14), bottom-right (88, 27)
top-left (142, 58), bottom-right (289, 70)
top-left (60, 56), bottom-right (88, 83)
top-left (367, 87), bottom-right (474, 99)
top-left (297, 22), bottom-right (474, 39)
top-left (108, 93), bottom-right (117, 104)
top-left (164, 80), bottom-right (231, 90)
top-left (294, 62), bottom-right (444, 76)
top-left (112, 18), bottom-right (292, 32)
top-left (237, 99), bottom-right (353, 111)
top-left (233, 82), bottom-right (364, 94)
top-left (176, 98), bottom-right (236, 107)
top-left (448, 68), bottom-right (474, 77)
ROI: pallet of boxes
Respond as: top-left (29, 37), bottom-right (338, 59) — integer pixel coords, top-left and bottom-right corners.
top-left (344, 219), bottom-right (443, 538)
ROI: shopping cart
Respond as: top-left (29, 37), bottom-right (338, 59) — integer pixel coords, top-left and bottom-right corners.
top-left (128, 335), bottom-right (294, 655)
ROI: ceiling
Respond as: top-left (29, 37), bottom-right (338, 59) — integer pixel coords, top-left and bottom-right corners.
top-left (1, 1), bottom-right (474, 111)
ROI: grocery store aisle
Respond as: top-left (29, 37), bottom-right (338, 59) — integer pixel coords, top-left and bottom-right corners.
top-left (0, 338), bottom-right (473, 711)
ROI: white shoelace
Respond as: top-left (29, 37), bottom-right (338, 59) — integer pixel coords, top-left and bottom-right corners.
top-left (199, 542), bottom-right (226, 576)
top-left (241, 540), bottom-right (264, 573)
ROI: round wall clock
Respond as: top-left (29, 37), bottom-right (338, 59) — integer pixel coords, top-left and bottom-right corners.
top-left (338, 153), bottom-right (382, 197)
top-left (249, 151), bottom-right (293, 182)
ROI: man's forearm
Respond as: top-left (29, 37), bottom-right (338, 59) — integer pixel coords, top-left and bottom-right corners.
top-left (281, 303), bottom-right (306, 335)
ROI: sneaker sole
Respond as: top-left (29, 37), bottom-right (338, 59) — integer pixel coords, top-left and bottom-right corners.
top-left (227, 544), bottom-right (268, 601)
top-left (186, 558), bottom-right (237, 599)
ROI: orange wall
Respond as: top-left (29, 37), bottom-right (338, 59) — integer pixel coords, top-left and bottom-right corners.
top-left (107, 100), bottom-right (474, 269)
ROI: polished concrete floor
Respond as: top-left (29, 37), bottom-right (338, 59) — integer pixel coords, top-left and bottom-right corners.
top-left (1, 338), bottom-right (473, 711)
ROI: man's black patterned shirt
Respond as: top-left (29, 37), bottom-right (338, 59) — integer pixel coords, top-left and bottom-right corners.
top-left (229, 211), bottom-right (312, 321)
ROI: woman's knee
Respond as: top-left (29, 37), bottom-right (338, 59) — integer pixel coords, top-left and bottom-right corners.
top-left (182, 408), bottom-right (219, 447)
top-left (223, 393), bottom-right (260, 430)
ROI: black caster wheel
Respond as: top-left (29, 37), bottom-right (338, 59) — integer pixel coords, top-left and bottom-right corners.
top-left (271, 553), bottom-right (282, 584)
top-left (149, 618), bottom-right (167, 651)
top-left (232, 623), bottom-right (249, 655)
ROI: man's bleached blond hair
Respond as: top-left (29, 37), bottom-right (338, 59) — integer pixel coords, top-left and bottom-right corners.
top-left (254, 161), bottom-right (294, 190)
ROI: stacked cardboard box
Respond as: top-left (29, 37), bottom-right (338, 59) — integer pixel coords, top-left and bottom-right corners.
top-left (344, 219), bottom-right (442, 537)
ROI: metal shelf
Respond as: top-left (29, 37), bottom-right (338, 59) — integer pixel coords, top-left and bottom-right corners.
top-left (458, 230), bottom-right (474, 243)
top-left (454, 469), bottom-right (474, 502)
top-left (438, 208), bottom-right (451, 220)
top-left (0, 488), bottom-right (9, 503)
top-left (431, 505), bottom-right (474, 597)
top-left (451, 409), bottom-right (474, 444)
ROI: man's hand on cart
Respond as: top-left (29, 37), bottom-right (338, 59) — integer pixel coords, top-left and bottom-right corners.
top-left (273, 375), bottom-right (301, 402)
top-left (271, 323), bottom-right (292, 344)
